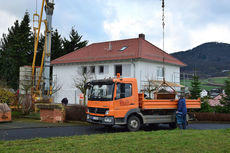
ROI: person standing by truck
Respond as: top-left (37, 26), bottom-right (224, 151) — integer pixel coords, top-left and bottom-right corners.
top-left (176, 94), bottom-right (187, 129)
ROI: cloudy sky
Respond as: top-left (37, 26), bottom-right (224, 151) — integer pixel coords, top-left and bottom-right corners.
top-left (0, 0), bottom-right (230, 53)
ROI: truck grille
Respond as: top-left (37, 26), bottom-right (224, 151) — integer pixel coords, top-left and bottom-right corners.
top-left (88, 107), bottom-right (108, 114)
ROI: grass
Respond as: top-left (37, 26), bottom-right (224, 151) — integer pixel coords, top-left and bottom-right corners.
top-left (0, 129), bottom-right (230, 153)
top-left (11, 111), bottom-right (91, 126)
top-left (11, 111), bottom-right (23, 119)
top-left (207, 77), bottom-right (228, 84)
top-left (11, 111), bottom-right (40, 120)
top-left (11, 118), bottom-right (91, 126)
top-left (181, 77), bottom-right (229, 91)
top-left (23, 112), bottom-right (40, 120)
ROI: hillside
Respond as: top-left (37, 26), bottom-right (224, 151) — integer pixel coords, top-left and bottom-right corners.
top-left (171, 42), bottom-right (230, 78)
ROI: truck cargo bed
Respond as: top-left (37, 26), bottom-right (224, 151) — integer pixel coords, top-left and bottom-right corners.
top-left (138, 93), bottom-right (201, 110)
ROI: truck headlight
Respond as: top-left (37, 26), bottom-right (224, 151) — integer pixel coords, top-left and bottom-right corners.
top-left (104, 117), bottom-right (112, 123)
top-left (87, 114), bottom-right (89, 119)
top-left (105, 110), bottom-right (109, 115)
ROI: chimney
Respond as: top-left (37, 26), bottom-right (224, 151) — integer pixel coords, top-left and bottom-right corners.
top-left (139, 33), bottom-right (145, 40)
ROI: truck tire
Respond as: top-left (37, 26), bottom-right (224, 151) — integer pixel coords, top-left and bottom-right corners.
top-left (169, 122), bottom-right (177, 129)
top-left (104, 125), bottom-right (113, 129)
top-left (127, 116), bottom-right (141, 132)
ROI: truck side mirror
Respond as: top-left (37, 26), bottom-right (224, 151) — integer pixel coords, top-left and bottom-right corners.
top-left (84, 82), bottom-right (92, 89)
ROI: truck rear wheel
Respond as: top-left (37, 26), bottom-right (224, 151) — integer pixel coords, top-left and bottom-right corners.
top-left (127, 116), bottom-right (141, 132)
top-left (104, 125), bottom-right (113, 129)
top-left (169, 122), bottom-right (177, 129)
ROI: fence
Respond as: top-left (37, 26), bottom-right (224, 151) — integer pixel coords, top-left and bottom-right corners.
top-left (189, 112), bottom-right (230, 121)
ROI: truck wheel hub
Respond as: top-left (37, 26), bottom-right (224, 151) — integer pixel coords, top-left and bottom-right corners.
top-left (130, 120), bottom-right (138, 128)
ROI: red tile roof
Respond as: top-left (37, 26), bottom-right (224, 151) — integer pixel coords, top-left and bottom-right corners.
top-left (208, 95), bottom-right (224, 107)
top-left (51, 37), bottom-right (186, 66)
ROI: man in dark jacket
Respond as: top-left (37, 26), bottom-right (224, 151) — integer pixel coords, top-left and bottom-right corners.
top-left (61, 98), bottom-right (68, 106)
top-left (177, 95), bottom-right (187, 129)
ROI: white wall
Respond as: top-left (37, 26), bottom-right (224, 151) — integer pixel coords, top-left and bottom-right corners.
top-left (134, 61), bottom-right (180, 91)
top-left (52, 61), bottom-right (134, 104)
top-left (52, 60), bottom-right (180, 104)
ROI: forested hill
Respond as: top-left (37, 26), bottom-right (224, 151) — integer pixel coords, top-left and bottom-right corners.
top-left (171, 42), bottom-right (230, 78)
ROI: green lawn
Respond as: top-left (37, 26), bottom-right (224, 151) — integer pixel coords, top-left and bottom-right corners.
top-left (181, 77), bottom-right (229, 91)
top-left (1, 129), bottom-right (230, 153)
top-left (207, 77), bottom-right (228, 84)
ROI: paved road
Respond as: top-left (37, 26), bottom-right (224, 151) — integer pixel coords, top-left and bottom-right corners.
top-left (1, 123), bottom-right (230, 141)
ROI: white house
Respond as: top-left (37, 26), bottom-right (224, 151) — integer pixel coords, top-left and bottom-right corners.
top-left (200, 89), bottom-right (208, 98)
top-left (51, 34), bottom-right (186, 104)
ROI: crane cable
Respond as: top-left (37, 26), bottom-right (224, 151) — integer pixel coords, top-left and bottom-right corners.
top-left (162, 0), bottom-right (165, 51)
top-left (36, 0), bottom-right (38, 13)
top-left (155, 0), bottom-right (177, 95)
top-left (162, 0), bottom-right (166, 83)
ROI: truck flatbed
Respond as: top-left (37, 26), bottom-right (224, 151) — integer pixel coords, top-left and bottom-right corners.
top-left (138, 93), bottom-right (201, 110)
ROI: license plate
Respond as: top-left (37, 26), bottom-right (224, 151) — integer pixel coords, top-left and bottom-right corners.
top-left (92, 116), bottom-right (99, 120)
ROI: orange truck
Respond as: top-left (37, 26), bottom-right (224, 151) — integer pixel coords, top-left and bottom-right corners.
top-left (86, 76), bottom-right (201, 131)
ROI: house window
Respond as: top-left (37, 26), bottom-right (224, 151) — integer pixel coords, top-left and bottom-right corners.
top-left (90, 66), bottom-right (95, 74)
top-left (157, 67), bottom-right (164, 78)
top-left (116, 83), bottom-right (132, 99)
top-left (82, 66), bottom-right (87, 74)
top-left (99, 65), bottom-right (104, 74)
top-left (115, 65), bottom-right (122, 76)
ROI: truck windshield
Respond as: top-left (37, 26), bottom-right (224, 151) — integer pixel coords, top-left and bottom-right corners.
top-left (88, 83), bottom-right (114, 101)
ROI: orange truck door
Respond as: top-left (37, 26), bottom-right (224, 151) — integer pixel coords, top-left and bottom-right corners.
top-left (113, 83), bottom-right (138, 118)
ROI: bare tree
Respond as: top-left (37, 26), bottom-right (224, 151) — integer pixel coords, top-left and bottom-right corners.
top-left (20, 81), bottom-right (33, 114)
top-left (142, 76), bottom-right (159, 99)
top-left (51, 75), bottom-right (62, 95)
top-left (73, 67), bottom-right (95, 105)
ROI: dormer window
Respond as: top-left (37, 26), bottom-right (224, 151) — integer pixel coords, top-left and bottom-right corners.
top-left (120, 46), bottom-right (128, 51)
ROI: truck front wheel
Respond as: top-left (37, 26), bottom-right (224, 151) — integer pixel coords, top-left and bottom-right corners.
top-left (127, 116), bottom-right (141, 132)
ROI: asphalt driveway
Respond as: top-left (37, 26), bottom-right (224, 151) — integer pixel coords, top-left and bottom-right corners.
top-left (1, 122), bottom-right (230, 141)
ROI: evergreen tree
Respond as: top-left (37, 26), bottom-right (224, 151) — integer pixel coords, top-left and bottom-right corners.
top-left (0, 11), bottom-right (88, 89)
top-left (0, 12), bottom-right (33, 89)
top-left (19, 11), bottom-right (33, 65)
top-left (63, 27), bottom-right (88, 54)
top-left (190, 75), bottom-right (201, 99)
top-left (51, 29), bottom-right (63, 60)
top-left (36, 33), bottom-right (45, 66)
top-left (0, 20), bottom-right (21, 89)
top-left (220, 76), bottom-right (230, 113)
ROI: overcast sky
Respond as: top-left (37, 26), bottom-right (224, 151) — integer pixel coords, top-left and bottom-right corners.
top-left (0, 0), bottom-right (230, 53)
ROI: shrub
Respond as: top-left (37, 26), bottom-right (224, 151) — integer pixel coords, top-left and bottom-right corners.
top-left (220, 79), bottom-right (230, 113)
top-left (11, 111), bottom-right (23, 119)
top-left (199, 98), bottom-right (214, 112)
top-left (65, 104), bottom-right (87, 121)
top-left (0, 88), bottom-right (15, 105)
top-left (214, 105), bottom-right (225, 113)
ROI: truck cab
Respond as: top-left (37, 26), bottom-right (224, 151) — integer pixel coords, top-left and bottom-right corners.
top-left (86, 77), bottom-right (140, 126)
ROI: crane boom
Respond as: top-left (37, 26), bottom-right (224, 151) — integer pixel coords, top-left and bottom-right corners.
top-left (32, 0), bottom-right (54, 102)
top-left (44, 0), bottom-right (54, 94)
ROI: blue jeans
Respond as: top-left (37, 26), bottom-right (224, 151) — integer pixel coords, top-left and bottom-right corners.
top-left (178, 114), bottom-right (187, 129)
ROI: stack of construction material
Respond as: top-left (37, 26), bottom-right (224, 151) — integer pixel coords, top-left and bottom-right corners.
top-left (0, 103), bottom-right (11, 122)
